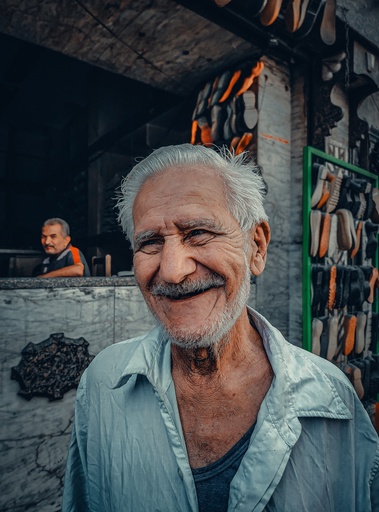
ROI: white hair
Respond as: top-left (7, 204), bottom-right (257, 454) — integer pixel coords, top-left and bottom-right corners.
top-left (117, 143), bottom-right (268, 247)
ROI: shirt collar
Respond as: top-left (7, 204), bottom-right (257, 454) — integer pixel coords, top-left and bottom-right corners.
top-left (110, 307), bottom-right (352, 425)
top-left (249, 306), bottom-right (352, 423)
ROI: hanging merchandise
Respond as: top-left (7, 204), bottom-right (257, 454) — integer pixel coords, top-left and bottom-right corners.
top-left (190, 60), bottom-right (264, 154)
top-left (303, 146), bottom-right (379, 423)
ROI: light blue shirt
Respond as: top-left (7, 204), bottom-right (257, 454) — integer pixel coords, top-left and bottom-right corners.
top-left (62, 307), bottom-right (379, 511)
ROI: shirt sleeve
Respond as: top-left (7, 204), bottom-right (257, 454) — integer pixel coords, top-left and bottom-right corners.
top-left (62, 371), bottom-right (91, 512)
top-left (371, 441), bottom-right (379, 512)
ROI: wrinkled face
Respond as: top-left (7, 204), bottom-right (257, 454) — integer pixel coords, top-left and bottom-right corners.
top-left (41, 224), bottom-right (70, 256)
top-left (132, 165), bottom-right (261, 349)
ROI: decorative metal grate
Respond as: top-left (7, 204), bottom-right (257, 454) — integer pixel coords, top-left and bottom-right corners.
top-left (11, 333), bottom-right (94, 401)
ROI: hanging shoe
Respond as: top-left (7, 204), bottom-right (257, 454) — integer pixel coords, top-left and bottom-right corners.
top-left (364, 183), bottom-right (374, 220)
top-left (325, 169), bottom-right (343, 213)
top-left (191, 120), bottom-right (199, 145)
top-left (230, 136), bottom-right (240, 152)
top-left (294, 0), bottom-right (325, 38)
top-left (311, 317), bottom-right (323, 356)
top-left (335, 175), bottom-right (352, 211)
top-left (192, 82), bottom-right (212, 120)
top-left (327, 265), bottom-right (337, 310)
top-left (241, 91), bottom-right (258, 131)
top-left (311, 163), bottom-right (328, 208)
top-left (223, 104), bottom-right (234, 141)
top-left (212, 70), bottom-right (242, 105)
top-left (336, 209), bottom-right (356, 251)
top-left (354, 311), bottom-right (367, 355)
top-left (310, 210), bottom-right (322, 257)
top-left (347, 362), bottom-right (365, 399)
top-left (219, 69), bottom-right (241, 103)
top-left (342, 314), bottom-right (357, 356)
top-left (317, 169), bottom-right (336, 209)
top-left (334, 265), bottom-right (350, 310)
top-left (327, 213), bottom-right (338, 258)
top-left (295, 0), bottom-right (311, 32)
top-left (235, 61), bottom-right (265, 96)
top-left (367, 267), bottom-right (378, 303)
top-left (371, 188), bottom-right (379, 223)
top-left (320, 0), bottom-right (336, 45)
top-left (260, 0), bottom-right (283, 26)
top-left (235, 132), bottom-right (253, 154)
top-left (350, 220), bottom-right (363, 259)
top-left (197, 117), bottom-right (213, 145)
top-left (319, 212), bottom-right (331, 258)
top-left (347, 266), bottom-right (367, 309)
top-left (311, 264), bottom-right (325, 316)
top-left (285, 0), bottom-right (301, 32)
top-left (327, 315), bottom-right (339, 360)
top-left (210, 105), bottom-right (224, 143)
top-left (365, 220), bottom-right (379, 259)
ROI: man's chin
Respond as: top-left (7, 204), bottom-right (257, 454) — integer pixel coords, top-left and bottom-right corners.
top-left (161, 318), bottom-right (231, 350)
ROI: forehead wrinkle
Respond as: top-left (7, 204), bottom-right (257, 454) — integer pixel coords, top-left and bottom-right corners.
top-left (174, 218), bottom-right (223, 231)
top-left (135, 218), bottom-right (224, 245)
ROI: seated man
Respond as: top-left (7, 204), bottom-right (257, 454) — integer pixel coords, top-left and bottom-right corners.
top-left (62, 144), bottom-right (378, 511)
top-left (33, 218), bottom-right (90, 277)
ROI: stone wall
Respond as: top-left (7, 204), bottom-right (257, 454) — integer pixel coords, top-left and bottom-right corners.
top-left (0, 280), bottom-right (155, 512)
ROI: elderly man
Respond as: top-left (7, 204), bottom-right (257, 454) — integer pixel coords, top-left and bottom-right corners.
top-left (62, 144), bottom-right (378, 511)
top-left (33, 218), bottom-right (90, 277)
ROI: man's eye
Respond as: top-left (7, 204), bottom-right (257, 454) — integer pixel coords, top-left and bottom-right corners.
top-left (186, 229), bottom-right (214, 243)
top-left (189, 229), bottom-right (206, 237)
top-left (136, 239), bottom-right (162, 253)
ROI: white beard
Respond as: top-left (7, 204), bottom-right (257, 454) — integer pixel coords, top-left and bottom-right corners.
top-left (152, 259), bottom-right (252, 350)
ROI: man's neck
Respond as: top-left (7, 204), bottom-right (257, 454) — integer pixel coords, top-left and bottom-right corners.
top-left (171, 310), bottom-right (274, 468)
top-left (170, 310), bottom-right (263, 379)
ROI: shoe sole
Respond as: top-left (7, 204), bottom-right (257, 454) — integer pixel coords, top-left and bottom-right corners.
top-left (355, 311), bottom-right (367, 355)
top-left (320, 0), bottom-right (336, 45)
top-left (310, 210), bottom-right (322, 257)
top-left (325, 169), bottom-right (343, 213)
top-left (327, 213), bottom-right (338, 258)
top-left (328, 265), bottom-right (337, 310)
top-left (311, 164), bottom-right (328, 208)
top-left (343, 315), bottom-right (357, 356)
top-left (326, 315), bottom-right (338, 360)
top-left (312, 318), bottom-right (322, 356)
top-left (319, 212), bottom-right (331, 258)
top-left (260, 0), bottom-right (283, 26)
top-left (285, 0), bottom-right (301, 32)
top-left (242, 91), bottom-right (258, 130)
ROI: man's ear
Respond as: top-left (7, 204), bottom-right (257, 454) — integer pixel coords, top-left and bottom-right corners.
top-left (248, 221), bottom-right (270, 276)
top-left (66, 235), bottom-right (72, 245)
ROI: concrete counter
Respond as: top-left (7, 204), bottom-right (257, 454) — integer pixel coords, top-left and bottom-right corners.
top-left (0, 276), bottom-right (137, 289)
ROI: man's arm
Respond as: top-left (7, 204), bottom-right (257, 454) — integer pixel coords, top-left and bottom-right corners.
top-left (36, 262), bottom-right (85, 278)
top-left (371, 442), bottom-right (379, 511)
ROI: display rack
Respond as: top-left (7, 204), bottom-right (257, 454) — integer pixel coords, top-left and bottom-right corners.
top-left (302, 146), bottom-right (379, 416)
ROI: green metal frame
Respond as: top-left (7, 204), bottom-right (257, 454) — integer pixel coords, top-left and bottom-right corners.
top-left (302, 146), bottom-right (379, 352)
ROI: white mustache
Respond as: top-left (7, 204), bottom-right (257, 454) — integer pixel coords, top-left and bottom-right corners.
top-left (150, 274), bottom-right (225, 299)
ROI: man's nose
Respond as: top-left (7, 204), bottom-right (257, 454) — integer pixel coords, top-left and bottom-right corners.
top-left (158, 239), bottom-right (196, 283)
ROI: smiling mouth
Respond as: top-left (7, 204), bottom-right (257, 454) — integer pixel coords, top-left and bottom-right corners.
top-left (169, 288), bottom-right (212, 301)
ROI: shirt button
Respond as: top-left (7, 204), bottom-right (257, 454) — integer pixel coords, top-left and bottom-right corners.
top-left (177, 468), bottom-right (183, 479)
